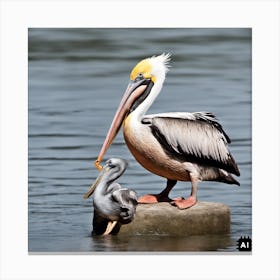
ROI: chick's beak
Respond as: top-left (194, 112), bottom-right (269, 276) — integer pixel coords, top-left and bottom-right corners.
top-left (83, 168), bottom-right (109, 199)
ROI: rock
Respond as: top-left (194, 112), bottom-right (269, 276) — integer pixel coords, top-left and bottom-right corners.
top-left (118, 201), bottom-right (230, 236)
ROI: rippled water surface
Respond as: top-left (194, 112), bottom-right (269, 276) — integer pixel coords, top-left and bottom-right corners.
top-left (28, 28), bottom-right (251, 252)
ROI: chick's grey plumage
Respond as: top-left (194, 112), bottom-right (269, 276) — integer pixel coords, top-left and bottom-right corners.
top-left (84, 158), bottom-right (137, 235)
top-left (93, 182), bottom-right (138, 224)
top-left (93, 158), bottom-right (137, 224)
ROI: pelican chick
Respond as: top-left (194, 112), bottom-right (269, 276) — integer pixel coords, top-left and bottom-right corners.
top-left (84, 158), bottom-right (138, 235)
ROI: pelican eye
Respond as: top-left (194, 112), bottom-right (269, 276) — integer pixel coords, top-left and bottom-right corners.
top-left (108, 162), bottom-right (115, 168)
top-left (106, 160), bottom-right (115, 168)
top-left (134, 73), bottom-right (144, 82)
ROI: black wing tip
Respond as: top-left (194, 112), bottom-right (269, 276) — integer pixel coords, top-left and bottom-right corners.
top-left (231, 176), bottom-right (240, 186)
top-left (227, 155), bottom-right (241, 176)
top-left (219, 171), bottom-right (240, 186)
top-left (230, 163), bottom-right (240, 177)
top-left (231, 178), bottom-right (240, 186)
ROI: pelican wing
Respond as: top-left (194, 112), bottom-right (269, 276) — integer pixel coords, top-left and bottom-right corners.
top-left (142, 112), bottom-right (240, 176)
top-left (111, 188), bottom-right (138, 206)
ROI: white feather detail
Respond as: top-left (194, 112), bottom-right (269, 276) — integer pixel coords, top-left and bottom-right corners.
top-left (157, 52), bottom-right (171, 67)
top-left (149, 53), bottom-right (171, 75)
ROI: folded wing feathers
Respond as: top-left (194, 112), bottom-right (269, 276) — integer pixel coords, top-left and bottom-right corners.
top-left (143, 112), bottom-right (239, 176)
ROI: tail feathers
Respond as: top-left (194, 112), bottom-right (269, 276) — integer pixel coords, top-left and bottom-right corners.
top-left (217, 170), bottom-right (240, 186)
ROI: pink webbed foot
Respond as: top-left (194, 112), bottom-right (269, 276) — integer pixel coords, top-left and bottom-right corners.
top-left (138, 194), bottom-right (171, 203)
top-left (138, 194), bottom-right (184, 204)
top-left (171, 196), bottom-right (197, 209)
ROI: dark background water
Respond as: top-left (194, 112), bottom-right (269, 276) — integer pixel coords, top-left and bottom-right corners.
top-left (28, 28), bottom-right (251, 252)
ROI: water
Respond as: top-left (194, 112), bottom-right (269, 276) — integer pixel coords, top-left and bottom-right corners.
top-left (28, 28), bottom-right (251, 252)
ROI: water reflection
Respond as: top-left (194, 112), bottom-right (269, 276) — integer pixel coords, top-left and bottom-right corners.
top-left (91, 234), bottom-right (233, 252)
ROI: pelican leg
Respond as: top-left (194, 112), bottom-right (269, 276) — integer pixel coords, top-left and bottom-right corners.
top-left (138, 179), bottom-right (178, 203)
top-left (103, 221), bottom-right (118, 235)
top-left (171, 175), bottom-right (198, 210)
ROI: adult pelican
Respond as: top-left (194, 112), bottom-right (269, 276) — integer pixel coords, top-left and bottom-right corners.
top-left (84, 158), bottom-right (137, 235)
top-left (95, 54), bottom-right (240, 209)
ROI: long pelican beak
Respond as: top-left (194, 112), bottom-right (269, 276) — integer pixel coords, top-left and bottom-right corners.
top-left (83, 168), bottom-right (109, 199)
top-left (95, 79), bottom-right (151, 170)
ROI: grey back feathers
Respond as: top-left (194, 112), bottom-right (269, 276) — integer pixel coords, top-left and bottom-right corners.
top-left (111, 187), bottom-right (138, 224)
